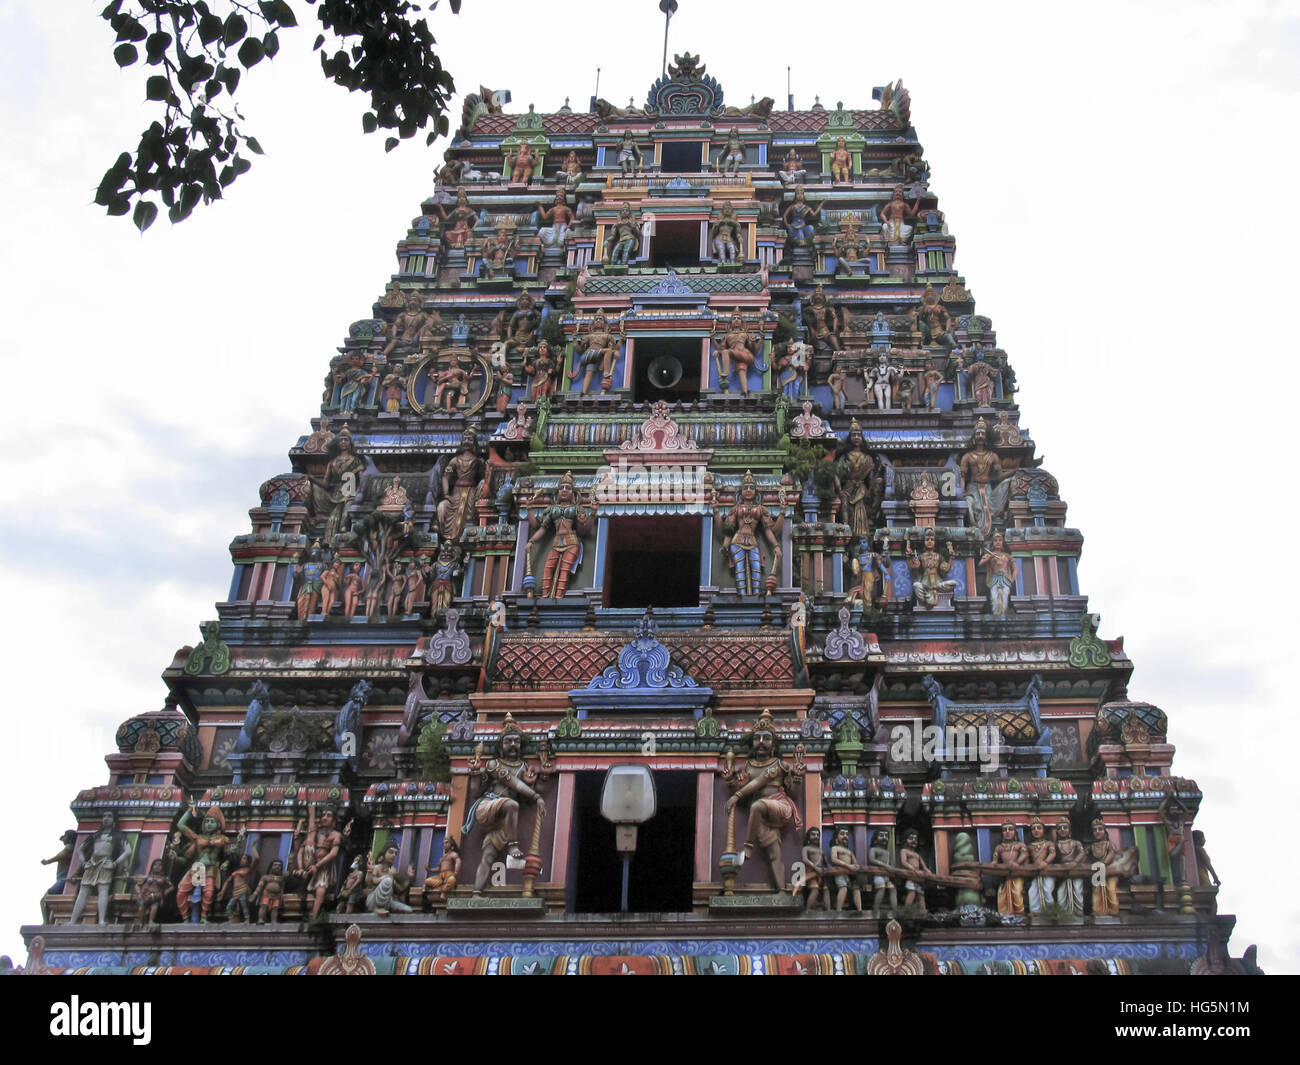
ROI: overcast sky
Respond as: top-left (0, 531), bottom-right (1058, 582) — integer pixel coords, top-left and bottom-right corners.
top-left (1, 0), bottom-right (1296, 971)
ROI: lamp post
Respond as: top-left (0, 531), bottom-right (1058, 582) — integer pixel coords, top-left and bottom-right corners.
top-left (659, 1), bottom-right (679, 77)
top-left (600, 764), bottom-right (657, 912)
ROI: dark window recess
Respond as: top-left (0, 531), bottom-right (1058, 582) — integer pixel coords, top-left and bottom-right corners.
top-left (650, 220), bottom-right (701, 269)
top-left (1021, 561), bottom-right (1037, 596)
top-left (605, 516), bottom-right (701, 608)
top-left (632, 336), bottom-right (702, 403)
top-left (1056, 557), bottom-right (1072, 595)
top-left (567, 771), bottom-right (696, 914)
top-left (660, 140), bottom-right (705, 172)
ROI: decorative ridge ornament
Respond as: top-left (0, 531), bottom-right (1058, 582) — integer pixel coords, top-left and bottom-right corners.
top-left (646, 52), bottom-right (724, 116)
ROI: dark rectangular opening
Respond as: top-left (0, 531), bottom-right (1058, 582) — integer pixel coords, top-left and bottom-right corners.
top-left (632, 336), bottom-right (702, 403)
top-left (660, 140), bottom-right (704, 173)
top-left (650, 220), bottom-right (702, 269)
top-left (605, 515), bottom-right (702, 608)
top-left (567, 770), bottom-right (696, 914)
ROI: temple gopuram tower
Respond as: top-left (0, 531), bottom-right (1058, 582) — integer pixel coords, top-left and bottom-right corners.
top-left (21, 56), bottom-right (1252, 977)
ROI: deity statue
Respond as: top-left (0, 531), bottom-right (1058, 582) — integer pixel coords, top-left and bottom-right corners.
top-left (365, 842), bottom-right (414, 915)
top-left (382, 295), bottom-right (442, 356)
top-left (403, 560), bottom-right (428, 615)
top-left (463, 715), bottom-right (550, 893)
top-left (479, 217), bottom-right (516, 277)
top-left (67, 813), bottom-right (131, 924)
top-left (710, 200), bottom-right (745, 262)
top-left (720, 710), bottom-right (805, 891)
top-left (536, 189), bottom-right (575, 251)
top-left (423, 837), bottom-right (461, 908)
top-left (829, 828), bottom-right (864, 911)
top-left (916, 284), bottom-right (956, 349)
top-left (436, 187), bottom-right (479, 249)
top-left (432, 352), bottom-right (472, 410)
top-left (802, 284), bottom-right (841, 355)
top-left (603, 202), bottom-right (643, 265)
top-left (526, 471), bottom-right (595, 598)
top-left (792, 827), bottom-right (829, 909)
top-left (504, 291), bottom-right (540, 355)
top-left (251, 859), bottom-right (284, 924)
top-left (559, 150), bottom-right (583, 186)
top-left (342, 563), bottom-right (365, 619)
top-left (295, 805), bottom-right (343, 919)
top-left (978, 529), bottom-right (1018, 617)
top-left (959, 418), bottom-right (1010, 537)
top-left (991, 820), bottom-right (1030, 915)
top-left (429, 541), bottom-right (462, 614)
top-left (1159, 788), bottom-right (1189, 890)
top-left (877, 183), bottom-right (919, 244)
top-left (176, 802), bottom-right (241, 923)
top-left (833, 213), bottom-right (871, 275)
top-left (829, 136), bottom-right (853, 183)
top-left (865, 352), bottom-right (900, 410)
top-left (712, 470), bottom-right (782, 596)
top-left (899, 828), bottom-right (932, 912)
top-left (783, 185), bottom-right (824, 246)
top-left (963, 355), bottom-right (998, 406)
top-left (778, 147), bottom-right (807, 184)
top-left (379, 365), bottom-right (405, 413)
top-left (718, 126), bottom-right (745, 173)
top-left (906, 528), bottom-right (957, 609)
top-left (1052, 817), bottom-right (1087, 915)
top-left (616, 129), bottom-right (643, 175)
top-left (1189, 835), bottom-right (1219, 899)
top-left (568, 310), bottom-right (624, 394)
top-left (131, 859), bottom-right (172, 929)
top-left (920, 359), bottom-right (945, 410)
top-left (827, 362), bottom-right (847, 410)
top-left (712, 310), bottom-right (759, 395)
top-left (869, 829), bottom-right (899, 915)
top-left (509, 141), bottom-right (535, 184)
top-left (295, 542), bottom-right (325, 620)
top-left (436, 425), bottom-right (486, 543)
top-left (848, 537), bottom-right (891, 608)
top-left (364, 560), bottom-right (387, 619)
top-left (834, 420), bottom-right (884, 541)
top-left (385, 559), bottom-right (407, 617)
top-left (306, 425), bottom-right (366, 547)
top-left (777, 339), bottom-right (812, 398)
top-left (40, 830), bottom-right (77, 919)
top-left (333, 353), bottom-right (374, 413)
top-left (222, 853), bottom-right (256, 923)
top-left (1025, 816), bottom-right (1057, 915)
top-left (1087, 818), bottom-right (1123, 916)
top-left (524, 339), bottom-right (561, 400)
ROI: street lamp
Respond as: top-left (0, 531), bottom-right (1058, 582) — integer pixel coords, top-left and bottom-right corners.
top-left (600, 764), bottom-right (657, 912)
top-left (659, 1), bottom-right (679, 77)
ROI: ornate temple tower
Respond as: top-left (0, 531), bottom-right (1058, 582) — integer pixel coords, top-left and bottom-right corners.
top-left (21, 58), bottom-right (1251, 976)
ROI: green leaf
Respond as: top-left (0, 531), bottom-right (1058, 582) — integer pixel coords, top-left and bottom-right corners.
top-left (197, 13), bottom-right (223, 44)
top-left (237, 37), bottom-right (264, 68)
top-left (132, 200), bottom-right (158, 232)
top-left (113, 42), bottom-right (138, 67)
top-left (222, 12), bottom-right (248, 47)
top-left (145, 31), bottom-right (171, 65)
top-left (145, 75), bottom-right (170, 101)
